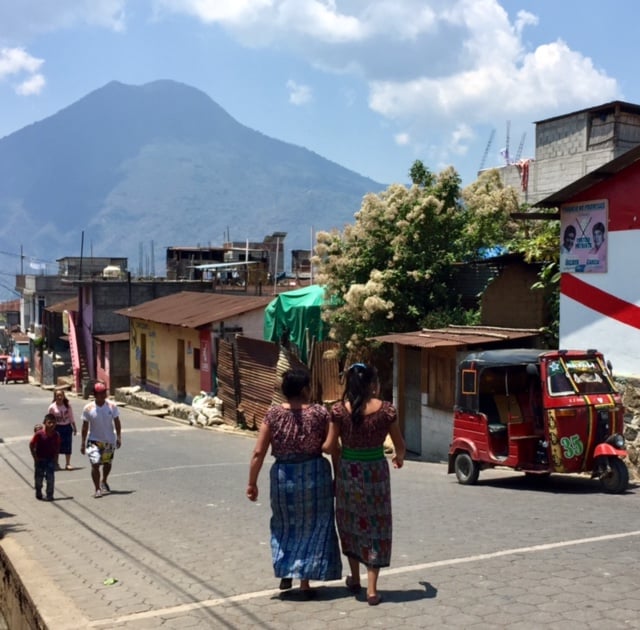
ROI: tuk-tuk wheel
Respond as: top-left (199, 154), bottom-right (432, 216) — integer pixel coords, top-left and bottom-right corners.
top-left (454, 451), bottom-right (480, 485)
top-left (599, 458), bottom-right (629, 494)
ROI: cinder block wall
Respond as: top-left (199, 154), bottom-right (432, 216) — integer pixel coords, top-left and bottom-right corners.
top-left (497, 106), bottom-right (640, 204)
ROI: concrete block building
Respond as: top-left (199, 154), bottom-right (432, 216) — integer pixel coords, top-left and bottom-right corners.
top-left (496, 101), bottom-right (640, 205)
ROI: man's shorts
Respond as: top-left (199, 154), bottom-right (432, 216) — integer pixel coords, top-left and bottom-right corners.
top-left (86, 441), bottom-right (115, 465)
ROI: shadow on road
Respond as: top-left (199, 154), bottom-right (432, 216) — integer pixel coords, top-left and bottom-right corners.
top-left (475, 473), bottom-right (639, 495)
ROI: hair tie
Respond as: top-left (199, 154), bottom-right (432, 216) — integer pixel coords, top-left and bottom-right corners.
top-left (348, 362), bottom-right (367, 372)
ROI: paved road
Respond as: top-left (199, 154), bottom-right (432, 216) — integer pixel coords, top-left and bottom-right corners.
top-left (1, 383), bottom-right (640, 629)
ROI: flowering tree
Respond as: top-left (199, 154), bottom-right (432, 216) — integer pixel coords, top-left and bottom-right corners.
top-left (314, 164), bottom-right (539, 353)
top-left (314, 166), bottom-right (470, 352)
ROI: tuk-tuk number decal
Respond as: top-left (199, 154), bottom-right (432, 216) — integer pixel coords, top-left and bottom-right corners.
top-left (549, 411), bottom-right (585, 466)
top-left (560, 434), bottom-right (584, 458)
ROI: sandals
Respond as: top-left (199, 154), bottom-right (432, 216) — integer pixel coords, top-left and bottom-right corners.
top-left (367, 594), bottom-right (382, 606)
top-left (345, 576), bottom-right (362, 594)
top-left (279, 578), bottom-right (293, 590)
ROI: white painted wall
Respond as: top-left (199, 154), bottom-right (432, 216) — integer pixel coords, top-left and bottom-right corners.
top-left (420, 405), bottom-right (452, 463)
top-left (560, 230), bottom-right (640, 376)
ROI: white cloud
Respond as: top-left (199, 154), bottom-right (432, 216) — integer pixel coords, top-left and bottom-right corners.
top-left (152, 0), bottom-right (271, 26)
top-left (286, 80), bottom-right (312, 106)
top-left (449, 124), bottom-right (473, 156)
top-left (0, 47), bottom-right (43, 77)
top-left (0, 0), bottom-right (623, 175)
top-left (15, 73), bottom-right (45, 96)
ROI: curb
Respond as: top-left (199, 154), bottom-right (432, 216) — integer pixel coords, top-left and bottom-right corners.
top-left (0, 537), bottom-right (89, 630)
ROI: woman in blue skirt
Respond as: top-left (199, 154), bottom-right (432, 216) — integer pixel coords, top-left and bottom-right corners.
top-left (247, 367), bottom-right (342, 597)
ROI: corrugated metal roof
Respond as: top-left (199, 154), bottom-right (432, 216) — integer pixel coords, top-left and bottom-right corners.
top-left (114, 291), bottom-right (273, 328)
top-left (533, 100), bottom-right (640, 124)
top-left (45, 297), bottom-right (78, 313)
top-left (371, 325), bottom-right (540, 349)
top-left (0, 299), bottom-right (20, 313)
top-left (94, 332), bottom-right (129, 343)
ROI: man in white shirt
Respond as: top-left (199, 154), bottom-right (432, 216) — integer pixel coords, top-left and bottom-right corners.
top-left (80, 382), bottom-right (122, 498)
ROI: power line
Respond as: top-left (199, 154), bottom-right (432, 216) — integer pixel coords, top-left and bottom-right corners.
top-left (0, 249), bottom-right (55, 264)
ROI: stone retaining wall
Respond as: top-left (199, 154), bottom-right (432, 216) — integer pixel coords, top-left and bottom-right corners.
top-left (620, 378), bottom-right (640, 480)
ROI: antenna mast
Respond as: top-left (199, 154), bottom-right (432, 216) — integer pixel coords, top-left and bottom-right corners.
top-left (515, 132), bottom-right (526, 162)
top-left (504, 120), bottom-right (511, 165)
top-left (479, 129), bottom-right (495, 171)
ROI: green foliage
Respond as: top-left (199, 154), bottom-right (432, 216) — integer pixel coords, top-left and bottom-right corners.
top-left (420, 306), bottom-right (481, 330)
top-left (460, 169), bottom-right (521, 257)
top-left (314, 164), bottom-right (476, 352)
top-left (314, 161), bottom-right (561, 353)
top-left (409, 160), bottom-right (435, 188)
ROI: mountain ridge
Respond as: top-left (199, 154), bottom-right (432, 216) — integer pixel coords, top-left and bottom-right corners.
top-left (0, 79), bottom-right (385, 272)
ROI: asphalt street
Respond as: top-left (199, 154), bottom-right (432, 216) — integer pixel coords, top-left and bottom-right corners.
top-left (1, 383), bottom-right (640, 629)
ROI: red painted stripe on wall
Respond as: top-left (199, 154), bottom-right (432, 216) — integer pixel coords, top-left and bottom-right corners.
top-left (561, 274), bottom-right (640, 329)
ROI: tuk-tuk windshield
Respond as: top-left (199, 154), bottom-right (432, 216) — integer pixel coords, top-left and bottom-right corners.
top-left (547, 358), bottom-right (614, 396)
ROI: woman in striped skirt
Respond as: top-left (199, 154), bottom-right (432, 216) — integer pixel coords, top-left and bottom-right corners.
top-left (247, 367), bottom-right (342, 597)
top-left (324, 363), bottom-right (406, 606)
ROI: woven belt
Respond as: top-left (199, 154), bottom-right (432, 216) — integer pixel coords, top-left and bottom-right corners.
top-left (341, 446), bottom-right (384, 461)
top-left (275, 453), bottom-right (321, 464)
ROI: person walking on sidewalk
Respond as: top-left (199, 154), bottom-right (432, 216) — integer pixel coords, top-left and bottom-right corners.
top-left (80, 382), bottom-right (122, 498)
top-left (48, 388), bottom-right (77, 470)
top-left (29, 413), bottom-right (61, 501)
top-left (247, 367), bottom-right (342, 597)
top-left (324, 363), bottom-right (406, 606)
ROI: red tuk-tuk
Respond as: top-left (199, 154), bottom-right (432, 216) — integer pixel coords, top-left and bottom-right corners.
top-left (0, 355), bottom-right (29, 383)
top-left (448, 348), bottom-right (628, 493)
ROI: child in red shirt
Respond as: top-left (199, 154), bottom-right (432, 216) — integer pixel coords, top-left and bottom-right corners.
top-left (29, 414), bottom-right (61, 501)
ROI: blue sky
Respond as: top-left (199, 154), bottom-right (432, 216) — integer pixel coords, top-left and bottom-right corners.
top-left (0, 0), bottom-right (636, 190)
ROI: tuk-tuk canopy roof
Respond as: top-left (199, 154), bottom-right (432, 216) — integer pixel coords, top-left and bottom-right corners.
top-left (462, 348), bottom-right (546, 368)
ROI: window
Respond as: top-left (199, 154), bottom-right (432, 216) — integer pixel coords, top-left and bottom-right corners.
top-left (193, 348), bottom-right (200, 370)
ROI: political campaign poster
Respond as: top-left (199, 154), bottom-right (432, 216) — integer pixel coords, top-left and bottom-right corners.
top-left (559, 200), bottom-right (608, 273)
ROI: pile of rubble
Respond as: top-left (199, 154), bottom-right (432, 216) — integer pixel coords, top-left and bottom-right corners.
top-left (113, 386), bottom-right (224, 428)
top-left (114, 386), bottom-right (192, 422)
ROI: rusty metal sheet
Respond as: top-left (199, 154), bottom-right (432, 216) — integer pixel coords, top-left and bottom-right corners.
top-left (235, 336), bottom-right (280, 429)
top-left (115, 291), bottom-right (272, 329)
top-left (217, 339), bottom-right (238, 426)
top-left (371, 325), bottom-right (540, 349)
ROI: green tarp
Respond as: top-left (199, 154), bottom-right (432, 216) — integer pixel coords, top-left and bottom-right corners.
top-left (263, 285), bottom-right (327, 362)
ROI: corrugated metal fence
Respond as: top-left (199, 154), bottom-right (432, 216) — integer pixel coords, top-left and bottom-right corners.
top-left (218, 336), bottom-right (343, 430)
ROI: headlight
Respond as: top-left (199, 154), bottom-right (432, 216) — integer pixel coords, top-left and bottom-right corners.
top-left (606, 433), bottom-right (625, 449)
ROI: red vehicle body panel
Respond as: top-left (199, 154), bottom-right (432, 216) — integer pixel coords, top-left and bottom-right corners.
top-left (0, 355), bottom-right (29, 383)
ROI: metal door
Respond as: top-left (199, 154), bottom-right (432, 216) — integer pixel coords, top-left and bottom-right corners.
top-left (403, 347), bottom-right (422, 454)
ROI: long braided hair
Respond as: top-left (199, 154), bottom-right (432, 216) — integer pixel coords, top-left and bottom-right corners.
top-left (342, 363), bottom-right (378, 426)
